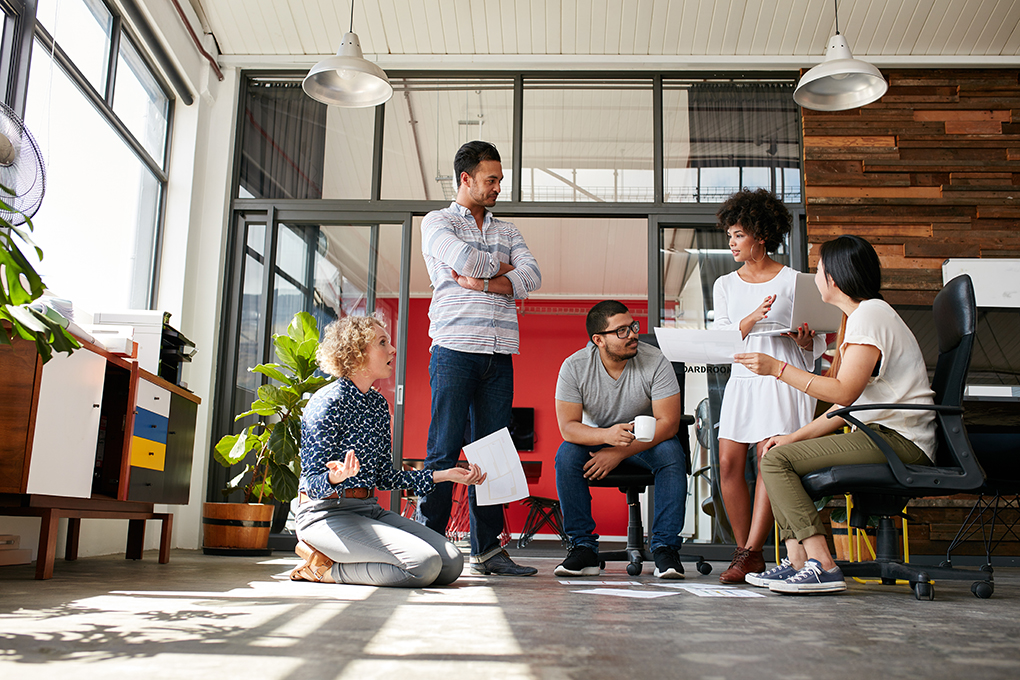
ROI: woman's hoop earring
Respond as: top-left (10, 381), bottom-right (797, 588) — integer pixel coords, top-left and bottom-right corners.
top-left (751, 242), bottom-right (766, 263)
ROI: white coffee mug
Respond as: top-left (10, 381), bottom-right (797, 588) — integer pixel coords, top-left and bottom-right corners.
top-left (632, 415), bottom-right (655, 442)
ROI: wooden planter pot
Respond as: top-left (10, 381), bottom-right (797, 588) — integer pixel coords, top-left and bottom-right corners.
top-left (202, 502), bottom-right (274, 556)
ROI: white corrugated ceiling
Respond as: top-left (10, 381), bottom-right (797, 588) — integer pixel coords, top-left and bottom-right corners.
top-left (195, 0), bottom-right (1020, 69)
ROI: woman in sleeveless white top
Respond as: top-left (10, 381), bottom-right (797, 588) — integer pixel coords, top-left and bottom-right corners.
top-left (712, 190), bottom-right (825, 584)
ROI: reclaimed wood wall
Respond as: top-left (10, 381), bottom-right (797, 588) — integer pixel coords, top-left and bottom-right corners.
top-left (801, 69), bottom-right (1020, 306)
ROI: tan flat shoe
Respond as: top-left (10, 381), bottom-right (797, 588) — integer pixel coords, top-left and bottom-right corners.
top-left (290, 541), bottom-right (335, 582)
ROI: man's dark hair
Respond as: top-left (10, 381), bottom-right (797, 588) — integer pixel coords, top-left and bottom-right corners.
top-left (819, 235), bottom-right (883, 302)
top-left (454, 141), bottom-right (501, 187)
top-left (586, 300), bottom-right (629, 340)
top-left (716, 188), bottom-right (792, 252)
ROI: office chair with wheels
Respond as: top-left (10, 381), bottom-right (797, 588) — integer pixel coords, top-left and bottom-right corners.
top-left (587, 335), bottom-right (711, 576)
top-left (799, 274), bottom-right (989, 600)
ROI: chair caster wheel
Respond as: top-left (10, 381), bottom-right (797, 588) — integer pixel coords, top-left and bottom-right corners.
top-left (912, 581), bottom-right (934, 600)
top-left (697, 561), bottom-right (713, 575)
top-left (971, 581), bottom-right (993, 599)
top-left (939, 560), bottom-right (950, 568)
top-left (626, 562), bottom-right (642, 576)
top-left (599, 561), bottom-right (606, 569)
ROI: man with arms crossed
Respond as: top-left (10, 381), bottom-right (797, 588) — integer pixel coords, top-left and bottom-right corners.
top-left (554, 300), bottom-right (688, 578)
top-left (418, 140), bottom-right (542, 576)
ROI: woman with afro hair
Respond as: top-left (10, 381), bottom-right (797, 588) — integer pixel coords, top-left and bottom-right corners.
top-left (712, 189), bottom-right (827, 584)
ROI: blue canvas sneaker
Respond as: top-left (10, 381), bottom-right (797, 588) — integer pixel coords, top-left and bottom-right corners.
top-left (769, 559), bottom-right (846, 594)
top-left (744, 558), bottom-right (797, 588)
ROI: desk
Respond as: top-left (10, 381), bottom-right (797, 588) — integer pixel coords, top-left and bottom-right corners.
top-left (0, 494), bottom-right (171, 579)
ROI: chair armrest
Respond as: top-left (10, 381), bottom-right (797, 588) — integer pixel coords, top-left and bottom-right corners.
top-left (679, 415), bottom-right (695, 427)
top-left (824, 403), bottom-right (967, 489)
top-left (827, 403), bottom-right (963, 419)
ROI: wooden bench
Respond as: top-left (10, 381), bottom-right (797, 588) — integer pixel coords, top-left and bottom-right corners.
top-left (0, 493), bottom-right (172, 579)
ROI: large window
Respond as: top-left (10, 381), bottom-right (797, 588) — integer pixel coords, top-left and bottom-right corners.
top-left (522, 79), bottom-right (653, 202)
top-left (23, 0), bottom-right (171, 311)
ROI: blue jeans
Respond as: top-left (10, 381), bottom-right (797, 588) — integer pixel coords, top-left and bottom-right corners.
top-left (419, 346), bottom-right (513, 558)
top-left (555, 437), bottom-right (687, 552)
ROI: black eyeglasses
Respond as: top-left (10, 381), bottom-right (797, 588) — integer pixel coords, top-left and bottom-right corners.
top-left (594, 321), bottom-right (640, 339)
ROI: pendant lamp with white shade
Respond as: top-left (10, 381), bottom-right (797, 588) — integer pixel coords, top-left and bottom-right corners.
top-left (302, 1), bottom-right (392, 108)
top-left (794, 1), bottom-right (888, 111)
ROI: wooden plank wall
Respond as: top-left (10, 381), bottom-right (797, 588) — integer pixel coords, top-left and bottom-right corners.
top-left (802, 69), bottom-right (1020, 306)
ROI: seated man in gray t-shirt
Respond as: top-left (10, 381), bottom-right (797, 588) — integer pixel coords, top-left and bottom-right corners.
top-left (554, 300), bottom-right (688, 578)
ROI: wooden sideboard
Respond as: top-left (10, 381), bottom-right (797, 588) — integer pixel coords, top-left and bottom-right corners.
top-left (0, 336), bottom-right (201, 578)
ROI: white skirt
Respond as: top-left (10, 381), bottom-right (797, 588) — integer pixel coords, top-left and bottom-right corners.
top-left (718, 374), bottom-right (817, 444)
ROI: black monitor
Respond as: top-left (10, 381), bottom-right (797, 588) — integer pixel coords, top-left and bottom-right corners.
top-left (510, 407), bottom-right (535, 451)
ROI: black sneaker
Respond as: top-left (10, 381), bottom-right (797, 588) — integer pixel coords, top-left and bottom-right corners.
top-left (469, 550), bottom-right (538, 576)
top-left (652, 546), bottom-right (685, 579)
top-left (554, 545), bottom-right (601, 577)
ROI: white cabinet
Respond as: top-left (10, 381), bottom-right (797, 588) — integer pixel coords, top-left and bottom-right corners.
top-left (24, 348), bottom-right (107, 498)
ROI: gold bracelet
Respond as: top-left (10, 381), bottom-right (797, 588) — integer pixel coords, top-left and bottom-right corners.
top-left (804, 376), bottom-right (816, 394)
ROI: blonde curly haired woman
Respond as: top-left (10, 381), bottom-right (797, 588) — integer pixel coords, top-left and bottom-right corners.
top-left (291, 315), bottom-right (485, 587)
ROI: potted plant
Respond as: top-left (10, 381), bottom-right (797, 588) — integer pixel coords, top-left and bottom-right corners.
top-left (203, 311), bottom-right (334, 554)
top-left (1, 189), bottom-right (79, 361)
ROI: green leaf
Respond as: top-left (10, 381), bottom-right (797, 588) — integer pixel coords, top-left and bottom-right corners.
top-left (250, 363), bottom-right (292, 384)
top-left (257, 384), bottom-right (283, 404)
top-left (214, 429), bottom-right (258, 467)
top-left (274, 335), bottom-right (300, 371)
top-left (267, 416), bottom-right (299, 463)
top-left (288, 311), bottom-right (319, 343)
top-left (267, 458), bottom-right (300, 502)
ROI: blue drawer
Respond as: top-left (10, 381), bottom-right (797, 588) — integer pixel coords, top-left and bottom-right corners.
top-left (134, 407), bottom-right (169, 444)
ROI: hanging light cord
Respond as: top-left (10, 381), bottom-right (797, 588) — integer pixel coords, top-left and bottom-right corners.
top-left (349, 0), bottom-right (356, 32)
top-left (833, 0), bottom-right (840, 35)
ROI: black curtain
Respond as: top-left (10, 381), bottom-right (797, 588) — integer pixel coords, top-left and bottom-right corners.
top-left (239, 82), bottom-right (327, 199)
top-left (688, 82), bottom-right (798, 169)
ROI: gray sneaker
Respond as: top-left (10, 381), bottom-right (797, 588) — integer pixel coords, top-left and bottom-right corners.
top-left (470, 550), bottom-right (538, 576)
top-left (745, 558), bottom-right (797, 588)
top-left (769, 559), bottom-right (846, 594)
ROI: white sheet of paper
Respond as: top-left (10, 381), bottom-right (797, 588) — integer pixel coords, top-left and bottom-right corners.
top-left (653, 327), bottom-right (743, 365)
top-left (558, 581), bottom-right (642, 586)
top-left (677, 587), bottom-right (766, 598)
top-left (462, 427), bottom-right (529, 506)
top-left (572, 589), bottom-right (679, 599)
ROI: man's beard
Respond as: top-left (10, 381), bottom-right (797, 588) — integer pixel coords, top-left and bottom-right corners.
top-left (605, 342), bottom-right (638, 362)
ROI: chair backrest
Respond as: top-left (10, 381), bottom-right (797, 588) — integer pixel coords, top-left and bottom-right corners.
top-left (930, 274), bottom-right (977, 410)
top-left (927, 275), bottom-right (981, 476)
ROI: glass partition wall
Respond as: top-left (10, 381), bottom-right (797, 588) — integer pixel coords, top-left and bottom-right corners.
top-left (218, 73), bottom-right (805, 550)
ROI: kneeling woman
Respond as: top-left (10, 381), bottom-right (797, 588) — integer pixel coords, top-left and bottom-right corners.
top-left (734, 235), bottom-right (935, 594)
top-left (291, 315), bottom-right (485, 587)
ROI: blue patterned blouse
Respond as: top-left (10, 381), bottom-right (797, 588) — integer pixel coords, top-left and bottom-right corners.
top-left (299, 377), bottom-right (435, 500)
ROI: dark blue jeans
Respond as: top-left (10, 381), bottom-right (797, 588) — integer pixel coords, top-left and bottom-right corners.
top-left (555, 436), bottom-right (687, 552)
top-left (419, 346), bottom-right (513, 558)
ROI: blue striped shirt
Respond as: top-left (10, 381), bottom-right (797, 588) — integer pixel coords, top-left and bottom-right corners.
top-left (422, 202), bottom-right (542, 355)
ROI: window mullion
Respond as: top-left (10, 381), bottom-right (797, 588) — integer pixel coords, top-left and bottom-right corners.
top-left (105, 13), bottom-right (120, 106)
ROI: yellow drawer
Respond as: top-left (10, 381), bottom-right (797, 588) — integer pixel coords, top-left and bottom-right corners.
top-left (130, 436), bottom-right (167, 471)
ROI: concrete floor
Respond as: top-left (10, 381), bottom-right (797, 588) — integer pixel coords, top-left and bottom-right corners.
top-left (2, 546), bottom-right (1019, 680)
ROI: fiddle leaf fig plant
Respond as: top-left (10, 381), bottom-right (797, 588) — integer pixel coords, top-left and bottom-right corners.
top-left (0, 189), bottom-right (80, 362)
top-left (213, 311), bottom-right (333, 503)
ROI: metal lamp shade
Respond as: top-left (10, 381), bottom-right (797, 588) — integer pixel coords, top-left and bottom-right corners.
top-left (794, 34), bottom-right (888, 111)
top-left (303, 32), bottom-right (393, 108)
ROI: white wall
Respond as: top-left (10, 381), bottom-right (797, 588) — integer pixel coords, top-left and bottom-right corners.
top-left (0, 5), bottom-right (239, 560)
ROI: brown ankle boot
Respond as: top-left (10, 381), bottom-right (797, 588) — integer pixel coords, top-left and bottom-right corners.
top-left (719, 547), bottom-right (766, 584)
top-left (290, 541), bottom-right (335, 582)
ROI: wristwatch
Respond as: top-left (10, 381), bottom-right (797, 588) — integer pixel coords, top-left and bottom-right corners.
top-left (483, 278), bottom-right (490, 293)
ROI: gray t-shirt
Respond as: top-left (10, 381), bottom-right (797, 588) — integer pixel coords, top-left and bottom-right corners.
top-left (555, 341), bottom-right (680, 428)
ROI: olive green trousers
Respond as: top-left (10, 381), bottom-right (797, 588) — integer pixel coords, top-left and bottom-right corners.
top-left (760, 424), bottom-right (931, 543)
